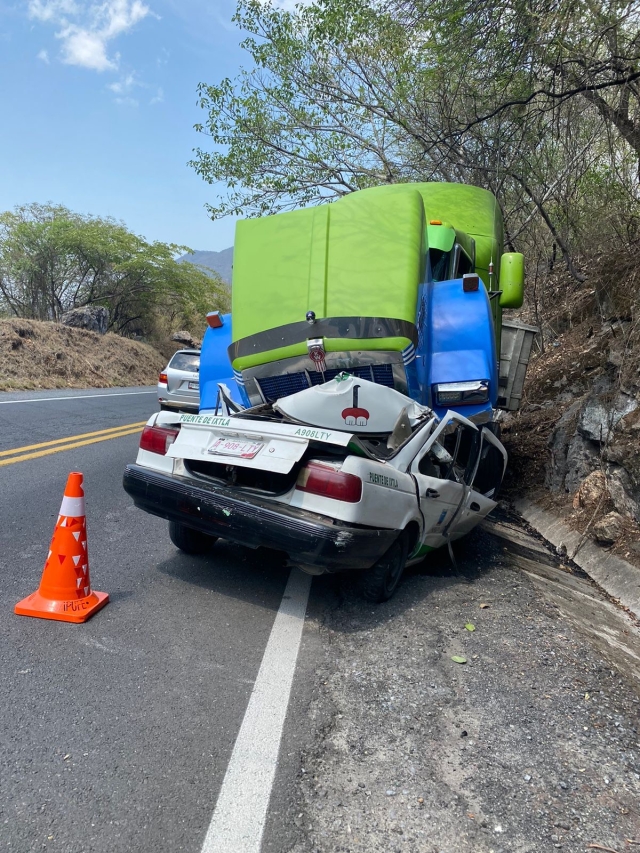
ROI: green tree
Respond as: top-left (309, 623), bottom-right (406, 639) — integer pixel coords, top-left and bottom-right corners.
top-left (428, 0), bottom-right (640, 158)
top-left (191, 0), bottom-right (640, 282)
top-left (191, 0), bottom-right (436, 218)
top-left (0, 203), bottom-right (230, 335)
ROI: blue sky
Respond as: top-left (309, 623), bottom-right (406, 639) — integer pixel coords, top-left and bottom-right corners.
top-left (0, 0), bottom-right (259, 251)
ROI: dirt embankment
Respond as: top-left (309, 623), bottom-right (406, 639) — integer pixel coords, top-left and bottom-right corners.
top-left (0, 318), bottom-right (165, 391)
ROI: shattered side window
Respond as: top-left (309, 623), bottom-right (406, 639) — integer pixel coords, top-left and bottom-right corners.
top-left (419, 441), bottom-right (451, 477)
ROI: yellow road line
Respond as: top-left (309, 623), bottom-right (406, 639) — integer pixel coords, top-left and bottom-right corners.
top-left (0, 421), bottom-right (147, 458)
top-left (0, 426), bottom-right (144, 467)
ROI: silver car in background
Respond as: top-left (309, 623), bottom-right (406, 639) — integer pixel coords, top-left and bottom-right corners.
top-left (158, 349), bottom-right (201, 413)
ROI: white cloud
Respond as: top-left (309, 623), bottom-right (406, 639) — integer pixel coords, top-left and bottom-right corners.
top-left (106, 71), bottom-right (141, 105)
top-left (150, 86), bottom-right (163, 104)
top-left (28, 0), bottom-right (79, 23)
top-left (58, 27), bottom-right (118, 70)
top-left (107, 72), bottom-right (136, 93)
top-left (27, 0), bottom-right (151, 72)
top-left (37, 48), bottom-right (50, 63)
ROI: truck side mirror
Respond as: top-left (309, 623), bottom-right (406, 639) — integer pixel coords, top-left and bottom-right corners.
top-left (499, 253), bottom-right (524, 308)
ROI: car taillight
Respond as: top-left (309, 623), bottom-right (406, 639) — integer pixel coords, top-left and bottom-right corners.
top-left (297, 462), bottom-right (362, 503)
top-left (159, 373), bottom-right (168, 384)
top-left (140, 425), bottom-right (179, 455)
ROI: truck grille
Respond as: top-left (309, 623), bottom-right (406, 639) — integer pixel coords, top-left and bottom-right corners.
top-left (256, 364), bottom-right (395, 403)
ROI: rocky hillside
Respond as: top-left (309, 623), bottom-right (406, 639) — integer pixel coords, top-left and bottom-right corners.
top-left (502, 274), bottom-right (640, 567)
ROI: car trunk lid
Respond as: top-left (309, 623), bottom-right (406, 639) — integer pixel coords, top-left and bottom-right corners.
top-left (166, 413), bottom-right (354, 475)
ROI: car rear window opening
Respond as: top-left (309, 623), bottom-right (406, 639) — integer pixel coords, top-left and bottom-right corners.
top-left (169, 353), bottom-right (200, 371)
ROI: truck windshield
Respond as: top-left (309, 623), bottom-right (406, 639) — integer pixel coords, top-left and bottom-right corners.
top-left (429, 249), bottom-right (451, 282)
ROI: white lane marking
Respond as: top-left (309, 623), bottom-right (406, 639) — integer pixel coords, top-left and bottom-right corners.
top-left (0, 391), bottom-right (156, 405)
top-left (201, 569), bottom-right (312, 853)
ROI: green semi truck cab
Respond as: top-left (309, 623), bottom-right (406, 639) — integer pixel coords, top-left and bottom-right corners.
top-left (200, 182), bottom-right (535, 419)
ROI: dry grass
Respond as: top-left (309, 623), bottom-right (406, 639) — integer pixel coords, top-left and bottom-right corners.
top-left (0, 318), bottom-right (165, 391)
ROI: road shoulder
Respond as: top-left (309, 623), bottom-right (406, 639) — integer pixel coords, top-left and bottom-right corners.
top-left (285, 527), bottom-right (640, 853)
top-left (516, 497), bottom-right (640, 620)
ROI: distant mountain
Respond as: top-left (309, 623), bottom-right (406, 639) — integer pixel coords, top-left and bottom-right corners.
top-left (179, 247), bottom-right (233, 285)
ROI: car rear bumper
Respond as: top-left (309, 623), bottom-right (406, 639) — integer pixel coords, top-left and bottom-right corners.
top-left (123, 464), bottom-right (400, 574)
top-left (157, 386), bottom-right (199, 411)
top-left (158, 399), bottom-right (199, 412)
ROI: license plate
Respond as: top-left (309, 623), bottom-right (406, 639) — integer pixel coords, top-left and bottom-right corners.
top-left (207, 438), bottom-right (264, 459)
top-left (188, 381), bottom-right (199, 391)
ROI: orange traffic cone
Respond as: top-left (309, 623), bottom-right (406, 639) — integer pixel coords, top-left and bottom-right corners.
top-left (15, 472), bottom-right (109, 623)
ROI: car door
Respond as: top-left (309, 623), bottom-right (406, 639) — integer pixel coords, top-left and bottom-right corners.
top-left (409, 413), bottom-right (480, 550)
top-left (454, 426), bottom-right (507, 537)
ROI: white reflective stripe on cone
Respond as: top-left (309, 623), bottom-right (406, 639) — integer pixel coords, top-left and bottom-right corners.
top-left (59, 496), bottom-right (85, 517)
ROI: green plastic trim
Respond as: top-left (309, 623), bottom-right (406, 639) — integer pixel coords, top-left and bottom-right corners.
top-left (413, 543), bottom-right (435, 558)
top-left (426, 223), bottom-right (456, 252)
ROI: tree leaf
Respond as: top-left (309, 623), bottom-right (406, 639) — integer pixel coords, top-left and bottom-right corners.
top-left (451, 655), bottom-right (467, 664)
top-left (465, 623), bottom-right (476, 632)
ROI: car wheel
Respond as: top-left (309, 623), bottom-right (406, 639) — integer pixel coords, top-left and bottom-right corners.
top-left (361, 534), bottom-right (409, 603)
top-left (168, 521), bottom-right (218, 555)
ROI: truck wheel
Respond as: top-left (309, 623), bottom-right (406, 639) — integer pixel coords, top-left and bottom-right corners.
top-left (168, 521), bottom-right (218, 555)
top-left (361, 534), bottom-right (409, 603)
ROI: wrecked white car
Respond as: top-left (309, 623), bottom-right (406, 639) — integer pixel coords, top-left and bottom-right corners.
top-left (123, 374), bottom-right (506, 601)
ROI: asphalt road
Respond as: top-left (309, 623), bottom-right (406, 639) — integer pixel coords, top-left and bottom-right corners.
top-left (0, 387), bottom-right (295, 853)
